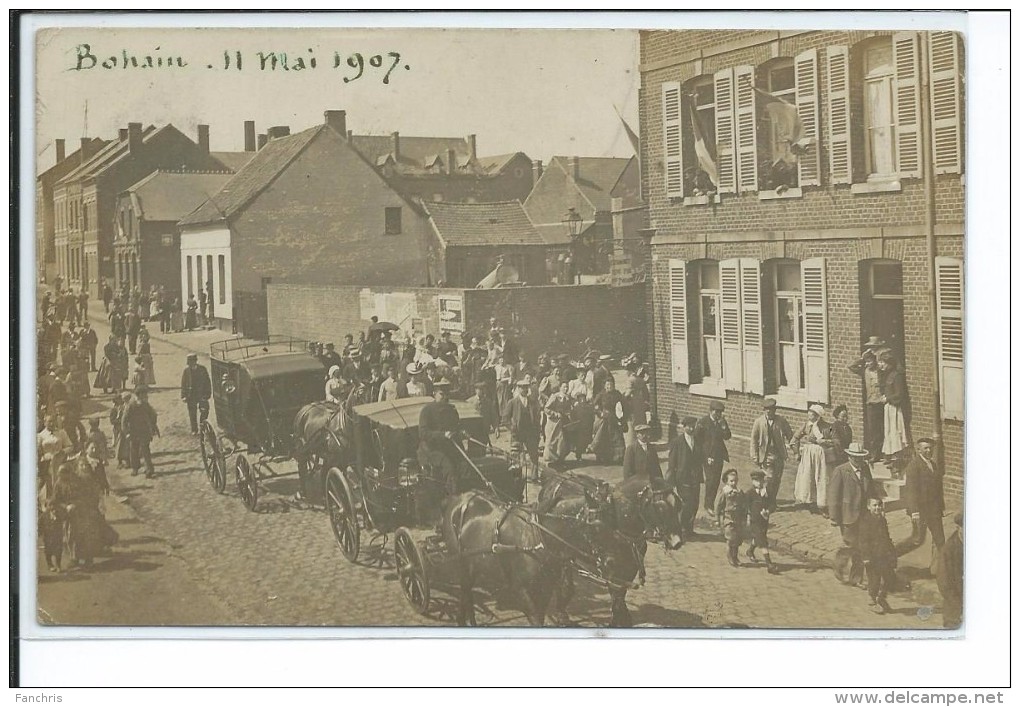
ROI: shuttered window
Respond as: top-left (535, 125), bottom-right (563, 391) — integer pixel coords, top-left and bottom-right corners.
top-left (826, 45), bottom-right (853, 184)
top-left (892, 32), bottom-right (922, 178)
top-left (668, 259), bottom-right (689, 384)
top-left (935, 257), bottom-right (964, 420)
top-left (928, 31), bottom-right (963, 175)
top-left (801, 258), bottom-right (830, 403)
top-left (739, 259), bottom-right (764, 394)
top-left (719, 259), bottom-right (744, 391)
top-left (662, 83), bottom-right (684, 198)
top-left (734, 65), bottom-right (758, 193)
top-left (794, 49), bottom-right (821, 186)
top-left (714, 68), bottom-right (737, 193)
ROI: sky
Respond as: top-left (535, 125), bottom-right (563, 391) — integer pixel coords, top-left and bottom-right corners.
top-left (34, 27), bottom-right (640, 170)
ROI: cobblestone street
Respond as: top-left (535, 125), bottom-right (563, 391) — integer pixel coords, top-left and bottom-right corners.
top-left (36, 306), bottom-right (951, 630)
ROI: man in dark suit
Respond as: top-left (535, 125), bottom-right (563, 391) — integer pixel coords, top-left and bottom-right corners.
top-left (622, 424), bottom-right (662, 482)
top-left (503, 379), bottom-right (540, 480)
top-left (903, 437), bottom-right (947, 549)
top-left (180, 353), bottom-right (212, 434)
top-left (417, 379), bottom-right (463, 489)
top-left (695, 400), bottom-right (731, 515)
top-left (827, 442), bottom-right (875, 587)
top-left (666, 415), bottom-right (703, 536)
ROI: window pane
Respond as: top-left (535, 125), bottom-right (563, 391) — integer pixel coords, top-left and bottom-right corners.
top-left (700, 262), bottom-right (719, 290)
top-left (218, 255), bottom-right (226, 304)
top-left (865, 43), bottom-right (893, 76)
top-left (694, 81), bottom-right (714, 108)
top-left (701, 296), bottom-right (717, 336)
top-left (871, 262), bottom-right (903, 296)
top-left (867, 78), bottom-right (895, 175)
top-left (769, 65), bottom-right (795, 93)
top-left (777, 263), bottom-right (800, 292)
top-left (777, 297), bottom-right (796, 341)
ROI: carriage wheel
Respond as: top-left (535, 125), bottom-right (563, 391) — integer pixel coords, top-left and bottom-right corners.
top-left (394, 528), bottom-right (430, 615)
top-left (235, 454), bottom-right (260, 512)
top-left (200, 422), bottom-right (227, 494)
top-left (325, 468), bottom-right (360, 562)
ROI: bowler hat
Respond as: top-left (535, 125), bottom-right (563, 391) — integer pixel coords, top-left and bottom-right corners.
top-left (134, 385), bottom-right (149, 395)
top-left (862, 336), bottom-right (887, 350)
top-left (762, 398), bottom-right (777, 409)
top-left (186, 353), bottom-right (198, 361)
top-left (709, 401), bottom-right (725, 412)
top-left (845, 442), bottom-right (869, 458)
top-left (682, 415), bottom-right (698, 427)
top-left (634, 423), bottom-right (652, 433)
top-left (750, 469), bottom-right (766, 480)
top-left (916, 437), bottom-right (936, 446)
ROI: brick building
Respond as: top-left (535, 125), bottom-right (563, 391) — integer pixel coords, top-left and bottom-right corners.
top-left (112, 170), bottom-right (235, 299)
top-left (639, 30), bottom-right (964, 498)
top-left (178, 111), bottom-right (428, 338)
top-left (422, 200), bottom-right (552, 287)
top-left (52, 123), bottom-right (231, 298)
top-left (36, 137), bottom-right (108, 285)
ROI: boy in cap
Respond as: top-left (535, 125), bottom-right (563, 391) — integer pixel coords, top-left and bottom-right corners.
top-left (746, 469), bottom-right (779, 574)
top-left (715, 468), bottom-right (746, 567)
top-left (85, 416), bottom-right (110, 461)
top-left (859, 497), bottom-right (897, 614)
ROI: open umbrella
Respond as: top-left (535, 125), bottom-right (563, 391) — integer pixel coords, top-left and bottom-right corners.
top-left (368, 321), bottom-right (400, 334)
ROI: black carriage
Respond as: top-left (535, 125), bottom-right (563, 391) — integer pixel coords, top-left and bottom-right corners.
top-left (198, 336), bottom-right (325, 510)
top-left (323, 396), bottom-right (525, 613)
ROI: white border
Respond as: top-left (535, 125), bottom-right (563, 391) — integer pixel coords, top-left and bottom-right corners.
top-left (14, 9), bottom-right (1012, 690)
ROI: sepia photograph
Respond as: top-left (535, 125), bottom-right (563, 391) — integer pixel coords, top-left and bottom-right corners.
top-left (26, 17), bottom-right (974, 640)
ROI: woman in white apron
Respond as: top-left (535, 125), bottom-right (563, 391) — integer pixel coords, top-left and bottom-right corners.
top-left (793, 404), bottom-right (835, 515)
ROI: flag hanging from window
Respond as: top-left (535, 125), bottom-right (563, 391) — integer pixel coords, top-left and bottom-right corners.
top-left (687, 100), bottom-right (719, 188)
top-left (614, 105), bottom-right (641, 157)
top-left (754, 87), bottom-right (815, 158)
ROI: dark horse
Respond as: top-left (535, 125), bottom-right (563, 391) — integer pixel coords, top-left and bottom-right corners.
top-left (292, 384), bottom-right (369, 503)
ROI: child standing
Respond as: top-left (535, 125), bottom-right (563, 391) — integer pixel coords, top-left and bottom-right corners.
top-left (859, 497), bottom-right (897, 614)
top-left (715, 468), bottom-right (746, 568)
top-left (747, 470), bottom-right (779, 574)
top-left (85, 417), bottom-right (110, 461)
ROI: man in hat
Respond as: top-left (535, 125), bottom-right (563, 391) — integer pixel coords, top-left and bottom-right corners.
top-left (503, 378), bottom-right (541, 478)
top-left (902, 437), bottom-right (947, 549)
top-left (180, 353), bottom-right (212, 435)
top-left (125, 306), bottom-right (141, 355)
top-left (696, 400), bottom-right (732, 515)
top-left (122, 386), bottom-right (160, 478)
top-left (750, 398), bottom-right (794, 511)
top-left (417, 379), bottom-right (464, 490)
top-left (827, 442), bottom-right (875, 587)
top-left (436, 331), bottom-right (459, 368)
top-left (321, 343), bottom-right (344, 371)
top-left (848, 339), bottom-right (887, 462)
top-left (667, 415), bottom-right (703, 537)
top-left (468, 380), bottom-right (499, 439)
top-left (79, 320), bottom-right (99, 372)
top-left (622, 424), bottom-right (662, 482)
top-left (341, 349), bottom-right (363, 386)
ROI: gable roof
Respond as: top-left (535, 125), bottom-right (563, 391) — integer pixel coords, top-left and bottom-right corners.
top-left (548, 156), bottom-right (635, 212)
top-left (424, 201), bottom-right (545, 248)
top-left (349, 134), bottom-right (470, 171)
top-left (179, 125), bottom-right (322, 226)
top-left (37, 138), bottom-right (110, 180)
top-left (122, 170), bottom-right (235, 222)
top-left (57, 125), bottom-right (159, 186)
top-left (475, 153), bottom-right (525, 174)
top-left (210, 151), bottom-right (257, 173)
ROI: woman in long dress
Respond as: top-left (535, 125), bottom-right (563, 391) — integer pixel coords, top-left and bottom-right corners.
top-left (94, 335), bottom-right (126, 394)
top-left (793, 404), bottom-right (836, 515)
top-left (877, 352), bottom-right (910, 468)
top-left (591, 378), bottom-right (627, 464)
top-left (184, 296), bottom-right (199, 331)
top-left (543, 381), bottom-right (573, 465)
top-left (137, 329), bottom-right (156, 385)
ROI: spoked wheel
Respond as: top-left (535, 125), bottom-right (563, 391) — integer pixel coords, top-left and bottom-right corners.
top-left (200, 421), bottom-right (227, 493)
top-left (394, 527), bottom-right (430, 615)
top-left (235, 453), bottom-right (260, 511)
top-left (325, 467), bottom-right (360, 562)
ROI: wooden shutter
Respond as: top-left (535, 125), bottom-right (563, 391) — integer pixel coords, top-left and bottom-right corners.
top-left (714, 68), bottom-right (737, 194)
top-left (893, 31), bottom-right (922, 178)
top-left (739, 258), bottom-right (764, 394)
top-left (801, 258), bottom-right (829, 403)
top-left (662, 82), bottom-right (684, 198)
top-left (935, 257), bottom-right (964, 420)
top-left (719, 259), bottom-right (743, 391)
top-left (668, 259), bottom-right (689, 384)
top-left (794, 48), bottom-right (821, 186)
top-left (826, 45), bottom-right (853, 184)
top-left (734, 65), bottom-right (758, 193)
top-left (929, 31), bottom-right (963, 175)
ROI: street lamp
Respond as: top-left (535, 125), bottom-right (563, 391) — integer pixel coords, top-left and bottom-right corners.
top-left (561, 208), bottom-right (584, 284)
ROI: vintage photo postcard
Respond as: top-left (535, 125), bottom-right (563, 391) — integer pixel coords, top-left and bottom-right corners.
top-left (27, 18), bottom-right (969, 634)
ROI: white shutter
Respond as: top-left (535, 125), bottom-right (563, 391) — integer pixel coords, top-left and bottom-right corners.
top-left (794, 48), bottom-right (821, 186)
top-left (928, 31), bottom-right (963, 175)
top-left (714, 68), bottom-right (737, 194)
top-left (739, 258), bottom-right (764, 394)
top-left (801, 258), bottom-right (829, 403)
top-left (662, 82), bottom-right (684, 198)
top-left (668, 259), bottom-right (690, 384)
top-left (935, 257), bottom-right (964, 420)
top-left (734, 65), bottom-right (758, 193)
top-left (719, 259), bottom-right (744, 391)
top-left (893, 31), bottom-right (922, 178)
top-left (826, 45), bottom-right (853, 184)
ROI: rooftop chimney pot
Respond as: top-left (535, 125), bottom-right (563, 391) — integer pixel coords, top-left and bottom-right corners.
top-left (244, 120), bottom-right (256, 152)
top-left (391, 131), bottom-right (401, 160)
top-left (446, 148), bottom-right (457, 176)
top-left (568, 156), bottom-right (580, 180)
top-left (324, 110), bottom-right (347, 138)
top-left (267, 125), bottom-right (290, 140)
top-left (128, 122), bottom-right (143, 153)
top-left (55, 139), bottom-right (66, 164)
top-left (532, 159), bottom-right (543, 183)
top-left (197, 124), bottom-right (210, 154)
top-left (257, 133), bottom-right (268, 150)
top-left (466, 134), bottom-right (477, 162)
top-left (119, 128), bottom-right (129, 141)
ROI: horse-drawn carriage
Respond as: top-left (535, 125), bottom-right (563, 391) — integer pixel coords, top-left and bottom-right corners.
top-left (198, 336), bottom-right (325, 510)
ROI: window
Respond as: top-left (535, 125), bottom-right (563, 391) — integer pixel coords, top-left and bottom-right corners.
top-left (935, 257), bottom-right (963, 420)
top-left (696, 262), bottom-right (722, 383)
top-left (863, 39), bottom-right (896, 179)
top-left (218, 255), bottom-right (226, 304)
top-left (773, 262), bottom-right (806, 392)
top-left (206, 255), bottom-right (214, 298)
top-left (684, 77), bottom-right (717, 196)
top-left (758, 59), bottom-right (797, 190)
top-left (186, 256), bottom-right (193, 298)
top-left (384, 207), bottom-right (402, 235)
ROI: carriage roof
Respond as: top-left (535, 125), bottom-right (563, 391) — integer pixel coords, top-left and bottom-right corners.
top-left (351, 397), bottom-right (481, 430)
top-left (210, 336), bottom-right (323, 384)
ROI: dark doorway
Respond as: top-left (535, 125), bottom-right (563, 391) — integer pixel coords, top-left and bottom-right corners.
top-left (859, 260), bottom-right (905, 366)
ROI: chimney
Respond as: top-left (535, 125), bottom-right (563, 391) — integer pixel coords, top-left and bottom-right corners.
top-left (128, 122), bottom-right (143, 153)
top-left (532, 159), bottom-right (543, 183)
top-left (80, 137), bottom-right (99, 161)
top-left (567, 156), bottom-right (580, 180)
top-left (257, 133), bottom-right (268, 150)
top-left (197, 124), bottom-right (210, 154)
top-left (119, 128), bottom-right (129, 141)
top-left (446, 148), bottom-right (457, 176)
top-left (466, 134), bottom-right (477, 162)
top-left (244, 120), bottom-right (256, 152)
top-left (324, 110), bottom-right (347, 137)
top-left (347, 129), bottom-right (353, 141)
top-left (55, 139), bottom-right (65, 164)
top-left (391, 131), bottom-right (400, 160)
top-left (267, 125), bottom-right (290, 141)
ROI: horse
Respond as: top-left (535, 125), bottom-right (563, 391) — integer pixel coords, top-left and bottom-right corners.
top-left (537, 471), bottom-right (684, 627)
top-left (291, 384), bottom-right (368, 502)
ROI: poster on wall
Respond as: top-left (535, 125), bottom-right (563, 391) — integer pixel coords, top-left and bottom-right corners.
top-left (438, 295), bottom-right (464, 334)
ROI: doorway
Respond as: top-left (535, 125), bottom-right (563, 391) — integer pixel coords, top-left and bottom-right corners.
top-left (859, 259), bottom-right (905, 365)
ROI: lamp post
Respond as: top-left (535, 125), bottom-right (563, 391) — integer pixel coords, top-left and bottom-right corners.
top-left (562, 207), bottom-right (584, 284)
